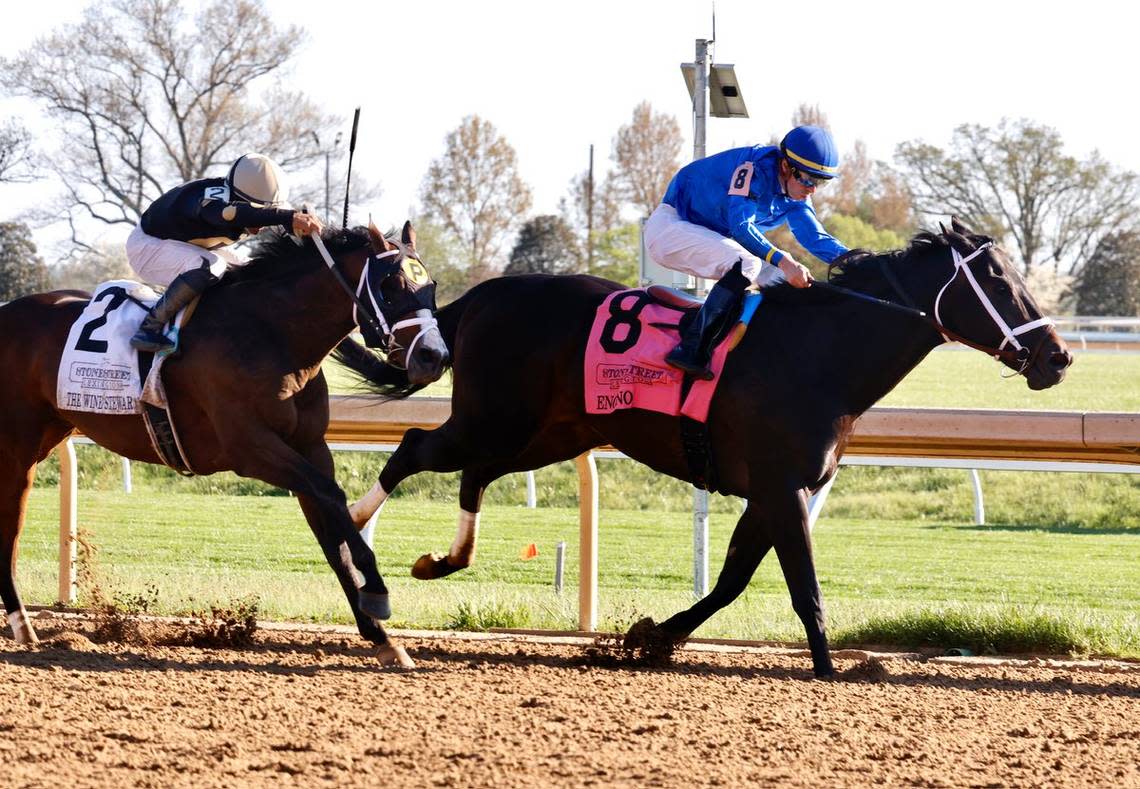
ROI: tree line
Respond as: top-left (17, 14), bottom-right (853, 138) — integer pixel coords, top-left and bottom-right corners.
top-left (1, 0), bottom-right (1137, 317)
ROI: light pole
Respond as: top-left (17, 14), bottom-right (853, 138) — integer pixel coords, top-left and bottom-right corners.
top-left (310, 130), bottom-right (343, 220)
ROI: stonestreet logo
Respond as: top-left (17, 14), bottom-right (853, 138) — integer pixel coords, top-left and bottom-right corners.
top-left (70, 361), bottom-right (133, 392)
top-left (596, 363), bottom-right (670, 390)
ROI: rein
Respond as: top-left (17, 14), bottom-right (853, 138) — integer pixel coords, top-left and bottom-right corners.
top-left (310, 234), bottom-right (440, 368)
top-left (822, 242), bottom-right (1054, 374)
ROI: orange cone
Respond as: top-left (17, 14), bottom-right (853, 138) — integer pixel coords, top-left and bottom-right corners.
top-left (519, 543), bottom-right (539, 560)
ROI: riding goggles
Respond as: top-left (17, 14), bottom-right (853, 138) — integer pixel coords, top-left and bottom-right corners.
top-left (790, 167), bottom-right (831, 190)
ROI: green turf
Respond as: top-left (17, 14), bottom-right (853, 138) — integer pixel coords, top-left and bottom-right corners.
top-left (14, 491), bottom-right (1139, 657)
top-left (880, 348), bottom-right (1140, 411)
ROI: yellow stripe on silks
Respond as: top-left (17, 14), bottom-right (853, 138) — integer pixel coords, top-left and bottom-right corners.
top-left (764, 248), bottom-right (777, 263)
top-left (784, 148), bottom-right (839, 175)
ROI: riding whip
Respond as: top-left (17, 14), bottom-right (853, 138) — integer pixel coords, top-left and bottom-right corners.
top-left (343, 107), bottom-right (361, 229)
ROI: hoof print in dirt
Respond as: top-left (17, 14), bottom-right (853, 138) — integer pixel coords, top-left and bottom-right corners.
top-left (838, 658), bottom-right (890, 683)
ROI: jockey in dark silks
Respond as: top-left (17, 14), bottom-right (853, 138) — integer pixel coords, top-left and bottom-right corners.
top-left (126, 153), bottom-right (323, 352)
top-left (643, 125), bottom-right (849, 379)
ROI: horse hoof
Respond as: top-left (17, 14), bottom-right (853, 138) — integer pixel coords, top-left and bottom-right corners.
top-left (359, 591), bottom-right (391, 620)
top-left (411, 552), bottom-right (460, 580)
top-left (376, 643), bottom-right (416, 669)
top-left (623, 616), bottom-right (657, 650)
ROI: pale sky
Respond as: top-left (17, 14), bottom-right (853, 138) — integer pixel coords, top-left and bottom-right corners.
top-left (2, 0), bottom-right (1139, 256)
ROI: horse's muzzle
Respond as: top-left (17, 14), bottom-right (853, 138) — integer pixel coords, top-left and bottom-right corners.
top-left (406, 331), bottom-right (449, 386)
top-left (1024, 336), bottom-right (1073, 391)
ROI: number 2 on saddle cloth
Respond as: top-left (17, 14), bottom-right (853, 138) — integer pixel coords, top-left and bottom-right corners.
top-left (583, 288), bottom-right (763, 421)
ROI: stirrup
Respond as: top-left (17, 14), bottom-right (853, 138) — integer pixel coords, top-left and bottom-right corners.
top-left (130, 329), bottom-right (174, 353)
top-left (665, 345), bottom-right (714, 380)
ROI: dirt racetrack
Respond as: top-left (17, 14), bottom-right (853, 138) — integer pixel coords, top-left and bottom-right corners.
top-left (2, 612), bottom-right (1138, 788)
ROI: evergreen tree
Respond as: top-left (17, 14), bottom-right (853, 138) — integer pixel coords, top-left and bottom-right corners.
top-left (0, 221), bottom-right (51, 300)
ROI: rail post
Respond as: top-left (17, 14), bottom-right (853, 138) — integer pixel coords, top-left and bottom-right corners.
top-left (57, 439), bottom-right (78, 605)
top-left (576, 451), bottom-right (598, 631)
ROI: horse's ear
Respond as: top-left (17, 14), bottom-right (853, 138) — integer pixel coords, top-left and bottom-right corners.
top-left (939, 221), bottom-right (949, 236)
top-left (402, 220), bottom-right (417, 253)
top-left (367, 220), bottom-right (393, 254)
top-left (950, 216), bottom-right (975, 236)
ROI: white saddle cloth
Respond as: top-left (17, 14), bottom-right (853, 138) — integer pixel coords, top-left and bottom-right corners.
top-left (56, 280), bottom-right (182, 415)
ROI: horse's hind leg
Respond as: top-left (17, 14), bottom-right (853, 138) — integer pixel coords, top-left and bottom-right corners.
top-left (410, 464), bottom-right (493, 580)
top-left (0, 459), bottom-right (40, 644)
top-left (348, 423), bottom-right (474, 529)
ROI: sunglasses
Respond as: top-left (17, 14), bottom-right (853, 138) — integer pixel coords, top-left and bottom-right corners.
top-left (790, 167), bottom-right (830, 190)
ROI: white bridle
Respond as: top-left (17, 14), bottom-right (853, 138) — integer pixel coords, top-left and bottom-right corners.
top-left (932, 242), bottom-right (1054, 357)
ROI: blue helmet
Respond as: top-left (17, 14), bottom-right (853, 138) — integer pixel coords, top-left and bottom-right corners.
top-left (780, 126), bottom-right (840, 180)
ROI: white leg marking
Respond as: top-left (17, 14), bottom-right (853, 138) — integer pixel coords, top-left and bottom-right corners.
top-left (349, 481), bottom-right (388, 529)
top-left (9, 609), bottom-right (37, 645)
top-left (448, 510), bottom-right (480, 567)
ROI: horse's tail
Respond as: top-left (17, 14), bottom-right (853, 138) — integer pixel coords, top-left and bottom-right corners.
top-left (331, 337), bottom-right (427, 400)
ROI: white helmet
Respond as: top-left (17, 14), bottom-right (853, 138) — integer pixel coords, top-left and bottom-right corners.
top-left (225, 153), bottom-right (290, 208)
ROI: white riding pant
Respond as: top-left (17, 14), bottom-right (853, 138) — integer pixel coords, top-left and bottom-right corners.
top-left (126, 225), bottom-right (240, 288)
top-left (643, 203), bottom-right (785, 287)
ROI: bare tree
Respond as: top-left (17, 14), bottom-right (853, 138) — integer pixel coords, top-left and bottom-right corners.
top-left (1, 0), bottom-right (337, 247)
top-left (419, 115), bottom-right (533, 282)
top-left (895, 118), bottom-right (1140, 275)
top-left (0, 119), bottom-right (34, 183)
top-left (611, 101), bottom-right (682, 218)
top-left (50, 241), bottom-right (134, 291)
top-left (558, 167), bottom-right (623, 273)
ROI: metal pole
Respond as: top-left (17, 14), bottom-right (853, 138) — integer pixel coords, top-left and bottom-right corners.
top-left (693, 38), bottom-right (709, 161)
top-left (693, 488), bottom-right (709, 599)
top-left (690, 38), bottom-right (712, 600)
top-left (324, 151), bottom-right (331, 221)
top-left (554, 541), bottom-right (566, 594)
top-left (586, 144), bottom-right (595, 275)
top-left (525, 470), bottom-right (536, 508)
top-left (121, 457), bottom-right (132, 494)
top-left (969, 470), bottom-right (986, 525)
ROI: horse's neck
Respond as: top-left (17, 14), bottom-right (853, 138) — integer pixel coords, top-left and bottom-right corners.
top-left (243, 267), bottom-right (358, 370)
top-left (830, 254), bottom-right (952, 413)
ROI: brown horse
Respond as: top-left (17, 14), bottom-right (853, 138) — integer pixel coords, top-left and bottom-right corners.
top-left (336, 219), bottom-right (1073, 677)
top-left (0, 222), bottom-right (446, 665)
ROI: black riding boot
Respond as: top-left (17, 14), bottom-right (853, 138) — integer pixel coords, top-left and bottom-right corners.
top-left (130, 266), bottom-right (221, 353)
top-left (665, 260), bottom-right (750, 380)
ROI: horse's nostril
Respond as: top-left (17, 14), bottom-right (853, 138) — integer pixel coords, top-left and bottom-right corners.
top-left (1049, 350), bottom-right (1072, 369)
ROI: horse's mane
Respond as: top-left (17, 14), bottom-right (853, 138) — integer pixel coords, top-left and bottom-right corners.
top-left (223, 226), bottom-right (374, 284)
top-left (763, 229), bottom-right (994, 307)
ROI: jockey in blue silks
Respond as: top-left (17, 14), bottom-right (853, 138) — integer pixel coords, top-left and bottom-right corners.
top-left (644, 125), bottom-right (849, 379)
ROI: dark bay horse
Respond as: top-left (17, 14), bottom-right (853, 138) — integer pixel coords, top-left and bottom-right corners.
top-left (0, 222), bottom-right (446, 666)
top-left (338, 218), bottom-right (1072, 677)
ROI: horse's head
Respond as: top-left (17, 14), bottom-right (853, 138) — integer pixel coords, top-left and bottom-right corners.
top-left (353, 220), bottom-right (449, 385)
top-left (931, 218), bottom-right (1072, 390)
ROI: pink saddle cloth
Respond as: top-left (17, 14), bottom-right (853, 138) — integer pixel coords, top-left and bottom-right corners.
top-left (584, 289), bottom-right (732, 423)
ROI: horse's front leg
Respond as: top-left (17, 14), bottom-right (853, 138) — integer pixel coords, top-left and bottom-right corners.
top-left (768, 487), bottom-right (833, 678)
top-left (235, 436), bottom-right (412, 667)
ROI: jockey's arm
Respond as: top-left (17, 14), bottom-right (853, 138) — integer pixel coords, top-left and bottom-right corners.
top-left (725, 197), bottom-right (787, 269)
top-left (199, 200), bottom-right (295, 234)
top-left (786, 203), bottom-right (848, 264)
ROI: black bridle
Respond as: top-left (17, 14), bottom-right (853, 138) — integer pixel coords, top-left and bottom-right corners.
top-left (818, 242), bottom-right (1055, 375)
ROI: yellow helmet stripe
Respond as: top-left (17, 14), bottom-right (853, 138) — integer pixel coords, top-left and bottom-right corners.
top-left (784, 148), bottom-right (839, 175)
